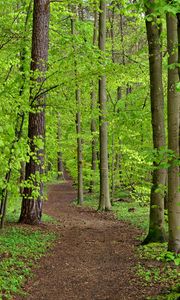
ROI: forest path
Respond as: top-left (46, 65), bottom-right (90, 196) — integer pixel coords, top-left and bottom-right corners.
top-left (15, 178), bottom-right (160, 300)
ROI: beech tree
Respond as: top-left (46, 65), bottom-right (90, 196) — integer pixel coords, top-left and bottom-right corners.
top-left (57, 113), bottom-right (64, 180)
top-left (71, 7), bottom-right (84, 204)
top-left (19, 0), bottom-right (50, 224)
top-left (89, 9), bottom-right (98, 193)
top-left (143, 0), bottom-right (166, 244)
top-left (167, 10), bottom-right (180, 253)
top-left (98, 0), bottom-right (111, 211)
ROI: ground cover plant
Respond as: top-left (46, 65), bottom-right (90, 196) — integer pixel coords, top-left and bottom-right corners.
top-left (0, 209), bottom-right (56, 299)
top-left (83, 192), bottom-right (180, 300)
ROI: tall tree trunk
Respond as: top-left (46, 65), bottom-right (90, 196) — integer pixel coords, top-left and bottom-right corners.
top-left (19, 0), bottom-right (50, 224)
top-left (71, 9), bottom-right (83, 204)
top-left (76, 90), bottom-right (83, 204)
top-left (177, 13), bottom-right (180, 80)
top-left (89, 10), bottom-right (98, 193)
top-left (109, 5), bottom-right (116, 200)
top-left (167, 12), bottom-right (180, 253)
top-left (143, 1), bottom-right (166, 244)
top-left (90, 90), bottom-right (98, 193)
top-left (57, 113), bottom-right (64, 180)
top-left (114, 12), bottom-right (124, 185)
top-left (98, 0), bottom-right (111, 211)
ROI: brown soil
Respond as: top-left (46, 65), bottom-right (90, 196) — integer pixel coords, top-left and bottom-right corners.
top-left (14, 179), bottom-right (169, 300)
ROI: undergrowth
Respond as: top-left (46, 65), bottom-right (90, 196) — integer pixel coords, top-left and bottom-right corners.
top-left (137, 243), bottom-right (180, 300)
top-left (0, 226), bottom-right (56, 300)
top-left (83, 191), bottom-right (180, 300)
top-left (0, 195), bottom-right (57, 299)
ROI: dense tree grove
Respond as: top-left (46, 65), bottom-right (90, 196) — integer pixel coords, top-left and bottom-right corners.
top-left (0, 0), bottom-right (179, 253)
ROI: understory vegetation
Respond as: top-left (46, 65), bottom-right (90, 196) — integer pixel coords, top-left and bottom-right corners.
top-left (83, 193), bottom-right (180, 300)
top-left (0, 206), bottom-right (56, 300)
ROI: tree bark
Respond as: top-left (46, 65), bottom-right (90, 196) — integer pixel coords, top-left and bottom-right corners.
top-left (98, 0), bottom-right (111, 211)
top-left (143, 1), bottom-right (166, 244)
top-left (177, 13), bottom-right (180, 80)
top-left (71, 9), bottom-right (83, 204)
top-left (19, 0), bottom-right (50, 224)
top-left (57, 113), bottom-right (64, 180)
top-left (89, 10), bottom-right (98, 193)
top-left (167, 12), bottom-right (180, 253)
top-left (76, 90), bottom-right (83, 205)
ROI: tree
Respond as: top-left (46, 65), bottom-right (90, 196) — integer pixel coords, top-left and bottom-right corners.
top-left (143, 0), bottom-right (166, 244)
top-left (89, 8), bottom-right (98, 193)
top-left (167, 10), bottom-right (180, 253)
top-left (70, 7), bottom-right (84, 205)
top-left (98, 0), bottom-right (111, 211)
top-left (19, 0), bottom-right (50, 224)
top-left (57, 112), bottom-right (65, 180)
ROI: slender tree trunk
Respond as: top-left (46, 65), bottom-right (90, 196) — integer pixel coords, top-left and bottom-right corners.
top-left (19, 161), bottom-right (26, 195)
top-left (90, 90), bottom-right (98, 193)
top-left (167, 12), bottom-right (180, 253)
top-left (109, 5), bottom-right (116, 200)
top-left (117, 87), bottom-right (122, 101)
top-left (76, 90), bottom-right (83, 204)
top-left (164, 173), bottom-right (168, 210)
top-left (177, 13), bottom-right (180, 80)
top-left (109, 7), bottom-right (123, 193)
top-left (115, 139), bottom-right (123, 185)
top-left (120, 14), bottom-right (125, 66)
top-left (111, 134), bottom-right (115, 199)
top-left (143, 1), bottom-right (166, 244)
top-left (110, 5), bottom-right (115, 63)
top-left (114, 13), bottom-right (124, 185)
top-left (89, 10), bottom-right (98, 193)
top-left (19, 0), bottom-right (50, 224)
top-left (71, 10), bottom-right (83, 204)
top-left (57, 113), bottom-right (64, 180)
top-left (98, 0), bottom-right (111, 211)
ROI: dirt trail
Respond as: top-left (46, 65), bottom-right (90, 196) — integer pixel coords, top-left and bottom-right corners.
top-left (15, 179), bottom-right (162, 300)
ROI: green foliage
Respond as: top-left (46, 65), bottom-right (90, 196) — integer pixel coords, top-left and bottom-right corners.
top-left (159, 252), bottom-right (180, 266)
top-left (176, 82), bottom-right (180, 92)
top-left (80, 193), bottom-right (98, 209)
top-left (0, 0), bottom-right (152, 217)
top-left (41, 213), bottom-right (58, 224)
top-left (148, 285), bottom-right (180, 300)
top-left (136, 263), bottom-right (179, 287)
top-left (0, 226), bottom-right (55, 299)
top-left (113, 199), bottom-right (149, 232)
top-left (137, 243), bottom-right (180, 300)
top-left (139, 243), bottom-right (180, 266)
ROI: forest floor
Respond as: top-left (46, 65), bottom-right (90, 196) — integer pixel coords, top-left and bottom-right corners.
top-left (14, 178), bottom-right (172, 300)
